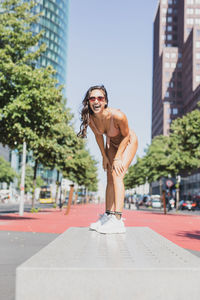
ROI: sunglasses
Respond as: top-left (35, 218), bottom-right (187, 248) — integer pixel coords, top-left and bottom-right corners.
top-left (88, 96), bottom-right (105, 102)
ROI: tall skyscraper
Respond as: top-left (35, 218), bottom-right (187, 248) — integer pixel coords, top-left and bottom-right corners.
top-left (152, 0), bottom-right (200, 196)
top-left (152, 0), bottom-right (200, 139)
top-left (32, 0), bottom-right (69, 88)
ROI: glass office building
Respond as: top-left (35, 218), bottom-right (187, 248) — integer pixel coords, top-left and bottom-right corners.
top-left (32, 0), bottom-right (69, 88)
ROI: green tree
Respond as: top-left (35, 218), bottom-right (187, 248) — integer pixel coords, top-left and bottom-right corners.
top-left (0, 156), bottom-right (17, 185)
top-left (170, 107), bottom-right (200, 171)
top-left (124, 156), bottom-right (147, 189)
top-left (20, 165), bottom-right (44, 194)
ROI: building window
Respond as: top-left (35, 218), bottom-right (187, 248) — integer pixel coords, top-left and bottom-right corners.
top-left (195, 9), bottom-right (200, 14)
top-left (173, 108), bottom-right (178, 115)
top-left (168, 108), bottom-right (171, 114)
top-left (171, 53), bottom-right (176, 58)
top-left (196, 41), bottom-right (200, 48)
top-left (168, 8), bottom-right (173, 14)
top-left (196, 75), bottom-right (200, 82)
top-left (197, 29), bottom-right (200, 38)
top-left (195, 19), bottom-right (200, 25)
top-left (165, 92), bottom-right (170, 98)
top-left (187, 18), bottom-right (194, 25)
top-left (165, 52), bottom-right (170, 58)
top-left (170, 82), bottom-right (174, 88)
top-left (177, 81), bottom-right (182, 88)
top-left (162, 34), bottom-right (166, 41)
top-left (172, 91), bottom-right (176, 97)
top-left (165, 71), bottom-right (170, 77)
top-left (168, 0), bottom-right (173, 4)
top-left (167, 119), bottom-right (171, 124)
top-left (162, 0), bottom-right (167, 3)
top-left (177, 72), bottom-right (182, 79)
top-left (167, 34), bottom-right (172, 40)
top-left (162, 8), bottom-right (167, 14)
top-left (165, 62), bottom-right (170, 68)
top-left (177, 92), bottom-right (182, 97)
top-left (196, 52), bottom-right (200, 59)
top-left (187, 8), bottom-right (194, 14)
top-left (171, 62), bottom-right (176, 68)
top-left (178, 53), bottom-right (182, 58)
top-left (196, 63), bottom-right (200, 70)
top-left (187, 0), bottom-right (194, 4)
top-left (177, 62), bottom-right (182, 68)
top-left (195, 0), bottom-right (200, 4)
top-left (167, 16), bottom-right (172, 22)
top-left (167, 25), bottom-right (172, 31)
top-left (162, 17), bottom-right (166, 23)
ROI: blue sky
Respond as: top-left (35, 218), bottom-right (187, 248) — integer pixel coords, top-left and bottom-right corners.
top-left (66, 0), bottom-right (159, 192)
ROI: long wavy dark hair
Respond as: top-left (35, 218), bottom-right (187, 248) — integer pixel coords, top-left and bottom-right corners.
top-left (77, 85), bottom-right (109, 138)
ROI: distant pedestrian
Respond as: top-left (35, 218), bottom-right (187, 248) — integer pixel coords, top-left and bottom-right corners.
top-left (78, 85), bottom-right (138, 233)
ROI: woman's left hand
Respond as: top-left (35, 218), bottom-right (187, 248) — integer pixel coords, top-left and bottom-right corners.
top-left (112, 159), bottom-right (125, 176)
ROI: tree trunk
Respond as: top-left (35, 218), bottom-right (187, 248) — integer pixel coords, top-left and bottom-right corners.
top-left (65, 184), bottom-right (74, 215)
top-left (162, 190), bottom-right (167, 215)
top-left (19, 141), bottom-right (26, 216)
top-left (32, 159), bottom-right (38, 209)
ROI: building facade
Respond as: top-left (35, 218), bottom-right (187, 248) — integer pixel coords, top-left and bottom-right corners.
top-left (32, 0), bottom-right (69, 87)
top-left (152, 0), bottom-right (200, 196)
top-left (152, 0), bottom-right (200, 138)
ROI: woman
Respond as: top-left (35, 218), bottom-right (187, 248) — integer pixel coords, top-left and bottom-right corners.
top-left (78, 85), bottom-right (138, 234)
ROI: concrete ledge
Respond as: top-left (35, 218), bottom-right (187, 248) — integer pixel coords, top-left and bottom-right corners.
top-left (16, 227), bottom-right (200, 300)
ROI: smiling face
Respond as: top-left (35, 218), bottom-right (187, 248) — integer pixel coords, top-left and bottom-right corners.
top-left (88, 89), bottom-right (107, 114)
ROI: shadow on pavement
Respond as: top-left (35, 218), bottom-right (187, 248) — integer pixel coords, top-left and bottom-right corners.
top-left (0, 215), bottom-right (35, 220)
top-left (177, 230), bottom-right (200, 240)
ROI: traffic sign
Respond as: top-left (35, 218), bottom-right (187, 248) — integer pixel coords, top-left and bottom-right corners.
top-left (166, 179), bottom-right (174, 188)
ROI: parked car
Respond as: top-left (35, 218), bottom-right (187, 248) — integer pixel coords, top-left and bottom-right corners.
top-left (179, 200), bottom-right (197, 211)
top-left (144, 195), bottom-right (152, 207)
top-left (151, 197), bottom-right (162, 209)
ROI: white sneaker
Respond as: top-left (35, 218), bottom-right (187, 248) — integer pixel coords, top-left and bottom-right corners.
top-left (97, 215), bottom-right (126, 234)
top-left (89, 213), bottom-right (110, 231)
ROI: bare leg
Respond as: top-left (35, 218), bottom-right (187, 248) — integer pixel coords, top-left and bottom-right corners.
top-left (112, 132), bottom-right (138, 216)
top-left (105, 172), bottom-right (115, 211)
top-left (105, 146), bottom-right (117, 212)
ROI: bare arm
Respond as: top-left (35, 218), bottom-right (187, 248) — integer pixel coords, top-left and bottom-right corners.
top-left (89, 124), bottom-right (111, 170)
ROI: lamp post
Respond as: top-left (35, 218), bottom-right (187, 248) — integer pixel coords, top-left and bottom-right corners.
top-left (19, 141), bottom-right (26, 216)
top-left (176, 175), bottom-right (181, 211)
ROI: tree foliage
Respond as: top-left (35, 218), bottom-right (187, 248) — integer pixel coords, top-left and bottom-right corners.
top-left (0, 156), bottom-right (17, 184)
top-left (125, 104), bottom-right (200, 189)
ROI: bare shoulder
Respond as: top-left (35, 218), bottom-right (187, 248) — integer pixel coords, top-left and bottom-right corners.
top-left (110, 108), bottom-right (127, 122)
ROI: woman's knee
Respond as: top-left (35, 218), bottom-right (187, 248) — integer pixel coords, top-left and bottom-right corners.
top-left (107, 171), bottom-right (114, 184)
top-left (111, 169), bottom-right (125, 183)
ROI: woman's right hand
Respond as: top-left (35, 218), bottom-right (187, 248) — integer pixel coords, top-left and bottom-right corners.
top-left (102, 155), bottom-right (110, 171)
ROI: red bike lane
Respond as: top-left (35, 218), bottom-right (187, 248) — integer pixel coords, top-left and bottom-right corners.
top-left (0, 203), bottom-right (199, 251)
